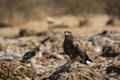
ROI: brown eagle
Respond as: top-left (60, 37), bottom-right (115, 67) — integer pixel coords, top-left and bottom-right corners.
top-left (63, 31), bottom-right (92, 64)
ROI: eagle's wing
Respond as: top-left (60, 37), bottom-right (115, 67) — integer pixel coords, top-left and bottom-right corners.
top-left (72, 37), bottom-right (91, 61)
top-left (72, 37), bottom-right (83, 50)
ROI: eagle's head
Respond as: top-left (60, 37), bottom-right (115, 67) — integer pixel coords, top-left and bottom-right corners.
top-left (64, 31), bottom-right (73, 37)
top-left (64, 31), bottom-right (74, 41)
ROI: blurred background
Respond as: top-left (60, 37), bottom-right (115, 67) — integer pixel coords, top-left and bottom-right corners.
top-left (0, 0), bottom-right (120, 37)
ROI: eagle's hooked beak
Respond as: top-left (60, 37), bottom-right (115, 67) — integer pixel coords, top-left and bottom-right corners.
top-left (65, 32), bottom-right (69, 36)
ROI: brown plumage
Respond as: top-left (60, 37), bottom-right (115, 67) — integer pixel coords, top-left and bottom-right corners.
top-left (63, 31), bottom-right (92, 64)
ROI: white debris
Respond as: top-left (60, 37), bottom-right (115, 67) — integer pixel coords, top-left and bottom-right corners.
top-left (94, 46), bottom-right (102, 53)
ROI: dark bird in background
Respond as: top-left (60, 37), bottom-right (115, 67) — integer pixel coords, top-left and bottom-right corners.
top-left (101, 45), bottom-right (119, 58)
top-left (97, 30), bottom-right (108, 36)
top-left (101, 44), bottom-right (120, 64)
top-left (106, 16), bottom-right (115, 26)
top-left (106, 65), bottom-right (120, 74)
top-left (21, 47), bottom-right (40, 66)
top-left (19, 29), bottom-right (27, 37)
top-left (63, 31), bottom-right (92, 64)
top-left (94, 30), bottom-right (111, 38)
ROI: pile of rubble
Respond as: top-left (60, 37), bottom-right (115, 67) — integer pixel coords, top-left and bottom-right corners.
top-left (0, 29), bottom-right (119, 80)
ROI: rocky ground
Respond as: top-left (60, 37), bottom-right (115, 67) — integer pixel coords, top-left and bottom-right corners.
top-left (0, 15), bottom-right (120, 80)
